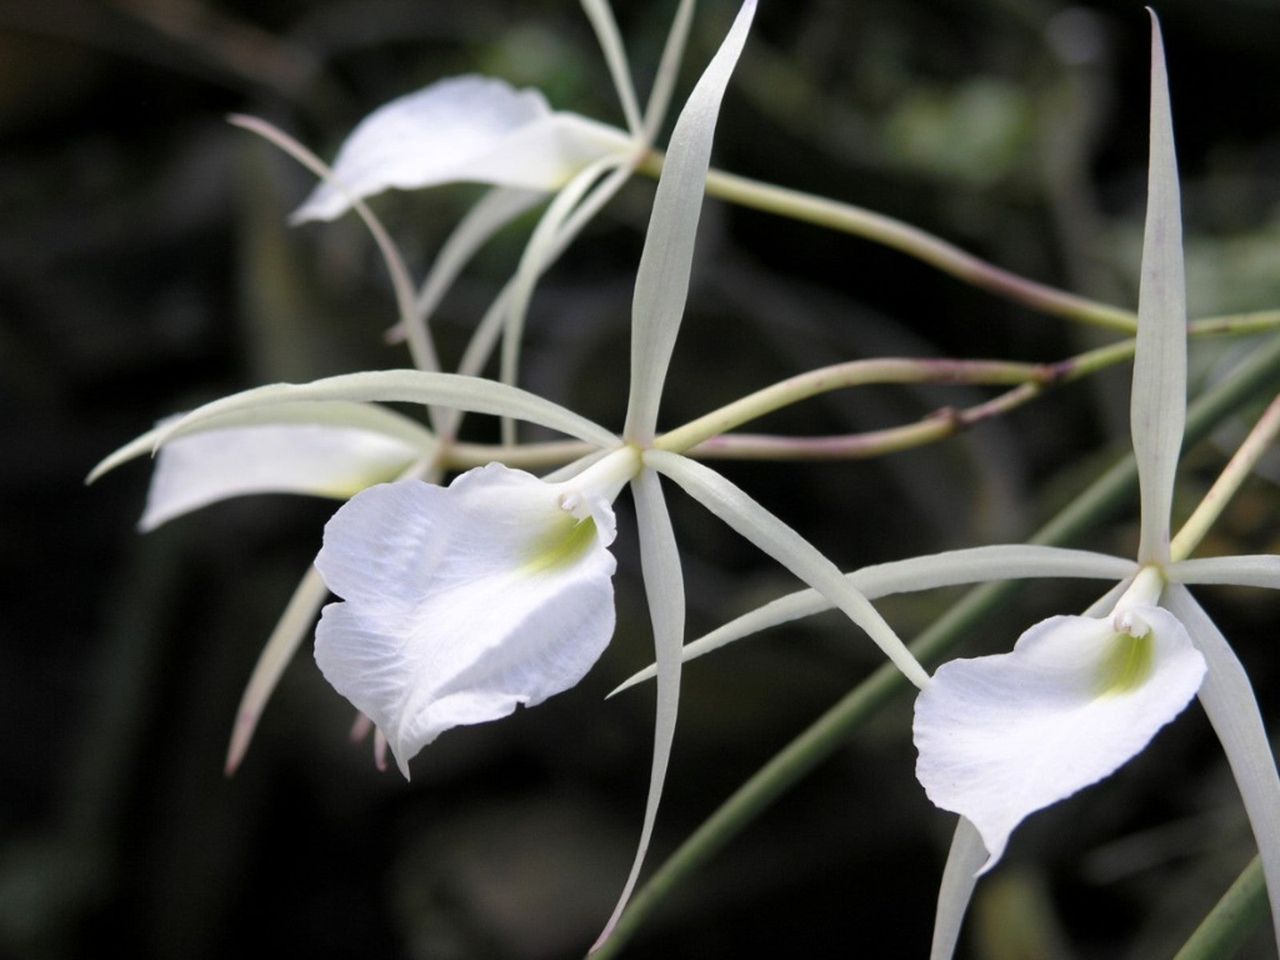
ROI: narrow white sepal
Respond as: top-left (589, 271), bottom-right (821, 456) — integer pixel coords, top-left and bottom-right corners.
top-left (610, 544), bottom-right (1133, 695)
top-left (225, 564), bottom-right (330, 774)
top-left (578, 0), bottom-right (644, 135)
top-left (439, 144), bottom-right (637, 440)
top-left (140, 421), bottom-right (425, 531)
top-left (913, 605), bottom-right (1206, 871)
top-left (594, 469), bottom-right (685, 950)
top-left (89, 399), bottom-right (434, 485)
top-left (646, 449), bottom-right (930, 689)
top-left (292, 75), bottom-right (631, 222)
top-left (642, 0), bottom-right (696, 142)
top-left (1132, 12), bottom-right (1187, 565)
top-left (930, 818), bottom-right (987, 960)
top-left (623, 0), bottom-right (757, 443)
top-left (389, 185), bottom-right (544, 343)
top-left (155, 370), bottom-right (618, 451)
top-left (1164, 585), bottom-right (1280, 952)
top-left (314, 465), bottom-right (619, 778)
top-left (500, 152), bottom-right (631, 444)
top-left (1167, 555), bottom-right (1280, 590)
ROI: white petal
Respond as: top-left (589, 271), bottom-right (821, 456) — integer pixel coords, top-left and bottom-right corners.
top-left (623, 0), bottom-right (756, 443)
top-left (913, 605), bottom-right (1206, 870)
top-left (155, 370), bottom-right (619, 450)
top-left (313, 466), bottom-right (617, 777)
top-left (647, 449), bottom-right (929, 689)
top-left (1132, 14), bottom-right (1187, 564)
top-left (457, 112), bottom-right (633, 189)
top-left (931, 818), bottom-right (987, 960)
top-left (1165, 585), bottom-right (1280, 952)
top-left (292, 76), bottom-right (630, 223)
top-left (140, 421), bottom-right (425, 531)
top-left (595, 469), bottom-right (685, 949)
top-left (611, 544), bottom-right (1132, 695)
top-left (1167, 555), bottom-right (1280, 590)
top-left (89, 399), bottom-right (434, 484)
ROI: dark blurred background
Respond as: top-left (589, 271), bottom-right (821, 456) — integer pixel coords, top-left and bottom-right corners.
top-left (3, 0), bottom-right (1280, 957)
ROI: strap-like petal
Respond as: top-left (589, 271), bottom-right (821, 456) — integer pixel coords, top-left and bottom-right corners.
top-left (314, 466), bottom-right (618, 777)
top-left (139, 420), bottom-right (426, 531)
top-left (611, 544), bottom-right (1133, 694)
top-left (386, 185), bottom-right (543, 345)
top-left (594, 469), bottom-right (685, 949)
top-left (913, 605), bottom-right (1206, 870)
top-left (646, 449), bottom-right (930, 688)
top-left (155, 370), bottom-right (618, 450)
top-left (89, 399), bottom-right (434, 484)
top-left (642, 0), bottom-right (696, 141)
top-left (1132, 13), bottom-right (1187, 564)
top-left (930, 818), bottom-right (987, 960)
top-left (579, 0), bottom-right (643, 135)
top-left (500, 153), bottom-right (633, 443)
top-left (623, 0), bottom-right (756, 443)
top-left (292, 76), bottom-right (630, 222)
top-left (1167, 555), bottom-right (1280, 590)
top-left (1165, 585), bottom-right (1280, 952)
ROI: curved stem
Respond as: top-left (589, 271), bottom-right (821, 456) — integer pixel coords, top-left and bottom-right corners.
top-left (636, 151), bottom-right (1138, 332)
top-left (655, 358), bottom-right (1050, 453)
top-left (440, 317), bottom-right (1280, 471)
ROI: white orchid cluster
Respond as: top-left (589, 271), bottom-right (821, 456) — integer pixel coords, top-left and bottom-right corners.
top-left (93, 2), bottom-right (1280, 955)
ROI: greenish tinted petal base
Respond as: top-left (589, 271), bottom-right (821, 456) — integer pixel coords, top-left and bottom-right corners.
top-left (523, 516), bottom-right (599, 574)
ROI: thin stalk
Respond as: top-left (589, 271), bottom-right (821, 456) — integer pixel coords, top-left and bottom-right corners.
top-left (442, 316), bottom-right (1280, 469)
top-left (591, 331), bottom-right (1280, 958)
top-left (654, 358), bottom-right (1051, 453)
top-left (688, 388), bottom-right (1037, 461)
top-left (636, 151), bottom-right (1138, 332)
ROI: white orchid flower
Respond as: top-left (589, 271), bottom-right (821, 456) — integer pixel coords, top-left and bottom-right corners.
top-left (314, 450), bottom-right (636, 778)
top-left (612, 14), bottom-right (1280, 956)
top-left (129, 3), bottom-right (946, 946)
top-left (279, 0), bottom-right (700, 384)
top-left (90, 0), bottom-right (704, 773)
top-left (288, 75), bottom-right (634, 224)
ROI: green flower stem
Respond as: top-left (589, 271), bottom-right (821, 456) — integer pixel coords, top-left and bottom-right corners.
top-left (591, 331), bottom-right (1280, 959)
top-left (439, 315), bottom-right (1280, 471)
top-left (636, 151), bottom-right (1137, 332)
top-left (654, 358), bottom-right (1050, 454)
top-left (1172, 856), bottom-right (1267, 960)
top-left (1191, 311), bottom-right (1280, 336)
top-left (688, 339), bottom-right (1138, 461)
top-left (1171, 392), bottom-right (1280, 562)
